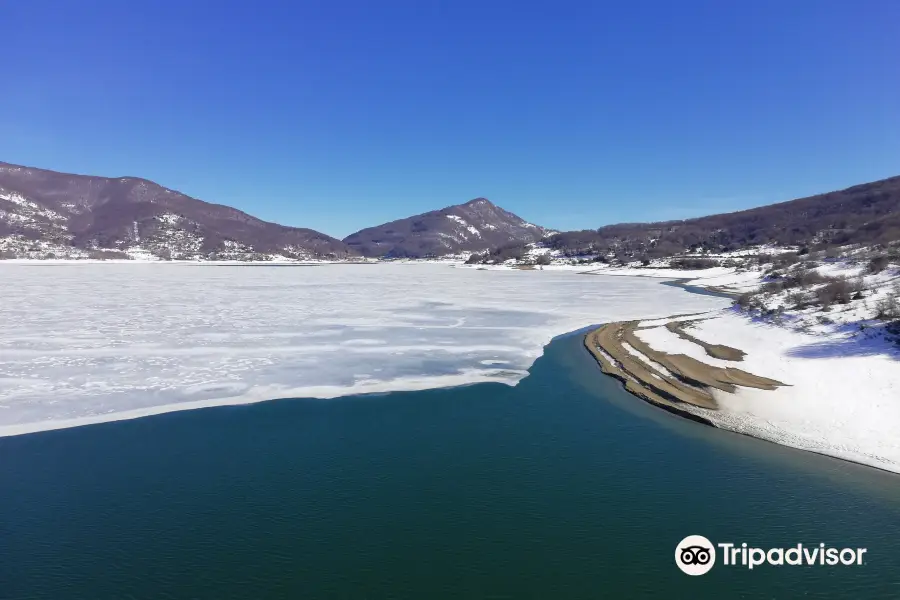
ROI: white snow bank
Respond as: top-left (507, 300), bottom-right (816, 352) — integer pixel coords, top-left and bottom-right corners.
top-left (0, 263), bottom-right (727, 435)
top-left (681, 311), bottom-right (900, 473)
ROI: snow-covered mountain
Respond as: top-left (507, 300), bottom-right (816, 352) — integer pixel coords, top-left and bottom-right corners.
top-left (0, 162), bottom-right (354, 260)
top-left (343, 197), bottom-right (547, 258)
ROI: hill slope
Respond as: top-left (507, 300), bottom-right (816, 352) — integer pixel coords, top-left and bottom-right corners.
top-left (0, 162), bottom-right (354, 260)
top-left (549, 175), bottom-right (900, 258)
top-left (343, 198), bottom-right (546, 258)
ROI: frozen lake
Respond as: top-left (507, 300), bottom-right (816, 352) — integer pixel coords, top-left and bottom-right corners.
top-left (0, 263), bottom-right (726, 434)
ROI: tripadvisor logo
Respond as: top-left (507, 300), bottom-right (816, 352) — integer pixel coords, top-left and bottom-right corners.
top-left (676, 535), bottom-right (716, 576)
top-left (675, 535), bottom-right (867, 576)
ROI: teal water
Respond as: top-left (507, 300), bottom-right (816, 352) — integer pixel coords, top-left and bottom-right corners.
top-left (2, 331), bottom-right (900, 599)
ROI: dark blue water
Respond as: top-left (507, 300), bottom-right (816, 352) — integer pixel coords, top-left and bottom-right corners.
top-left (2, 331), bottom-right (899, 599)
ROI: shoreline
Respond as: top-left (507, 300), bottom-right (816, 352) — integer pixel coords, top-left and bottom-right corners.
top-left (582, 325), bottom-right (717, 428)
top-left (582, 318), bottom-right (785, 423)
top-left (582, 280), bottom-right (900, 476)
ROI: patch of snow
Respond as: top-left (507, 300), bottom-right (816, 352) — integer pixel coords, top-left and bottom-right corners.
top-left (124, 247), bottom-right (159, 261)
top-left (437, 232), bottom-right (463, 244)
top-left (157, 213), bottom-right (181, 225)
top-left (0, 191), bottom-right (31, 207)
top-left (634, 324), bottom-right (734, 368)
top-left (0, 191), bottom-right (67, 223)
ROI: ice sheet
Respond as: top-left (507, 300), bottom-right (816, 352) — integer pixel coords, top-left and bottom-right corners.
top-left (0, 263), bottom-right (727, 434)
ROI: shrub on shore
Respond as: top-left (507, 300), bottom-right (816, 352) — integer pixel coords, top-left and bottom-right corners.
top-left (773, 252), bottom-right (801, 268)
top-left (867, 255), bottom-right (890, 274)
top-left (875, 284), bottom-right (900, 320)
top-left (87, 249), bottom-right (131, 260)
top-left (670, 258), bottom-right (720, 270)
top-left (735, 292), bottom-right (763, 311)
top-left (737, 271), bottom-right (867, 313)
top-left (816, 277), bottom-right (862, 308)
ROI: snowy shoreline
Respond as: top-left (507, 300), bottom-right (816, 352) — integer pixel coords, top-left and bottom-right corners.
top-left (580, 264), bottom-right (900, 475)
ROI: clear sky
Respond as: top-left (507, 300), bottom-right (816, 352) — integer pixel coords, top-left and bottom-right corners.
top-left (3, 1), bottom-right (898, 239)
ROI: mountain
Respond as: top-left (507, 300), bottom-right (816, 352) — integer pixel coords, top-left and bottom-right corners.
top-left (0, 162), bottom-right (354, 260)
top-left (548, 175), bottom-right (900, 259)
top-left (343, 198), bottom-right (546, 258)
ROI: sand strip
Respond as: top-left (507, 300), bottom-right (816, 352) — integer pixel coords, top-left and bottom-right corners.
top-left (665, 320), bottom-right (746, 361)
top-left (584, 319), bottom-right (786, 418)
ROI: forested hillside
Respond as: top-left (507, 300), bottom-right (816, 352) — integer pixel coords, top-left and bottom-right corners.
top-left (548, 175), bottom-right (900, 259)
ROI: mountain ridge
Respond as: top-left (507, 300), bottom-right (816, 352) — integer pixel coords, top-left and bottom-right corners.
top-left (0, 161), bottom-right (354, 260)
top-left (547, 175), bottom-right (900, 260)
top-left (3, 159), bottom-right (899, 262)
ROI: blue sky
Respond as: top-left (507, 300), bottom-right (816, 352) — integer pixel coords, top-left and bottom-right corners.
top-left (3, 1), bottom-right (898, 238)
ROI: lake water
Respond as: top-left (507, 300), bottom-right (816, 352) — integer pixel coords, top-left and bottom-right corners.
top-left (3, 330), bottom-right (900, 599)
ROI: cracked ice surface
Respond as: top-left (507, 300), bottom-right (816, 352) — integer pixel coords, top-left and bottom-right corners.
top-left (0, 263), bottom-right (726, 434)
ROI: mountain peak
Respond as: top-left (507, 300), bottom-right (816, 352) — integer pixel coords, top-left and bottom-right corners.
top-left (344, 198), bottom-right (545, 258)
